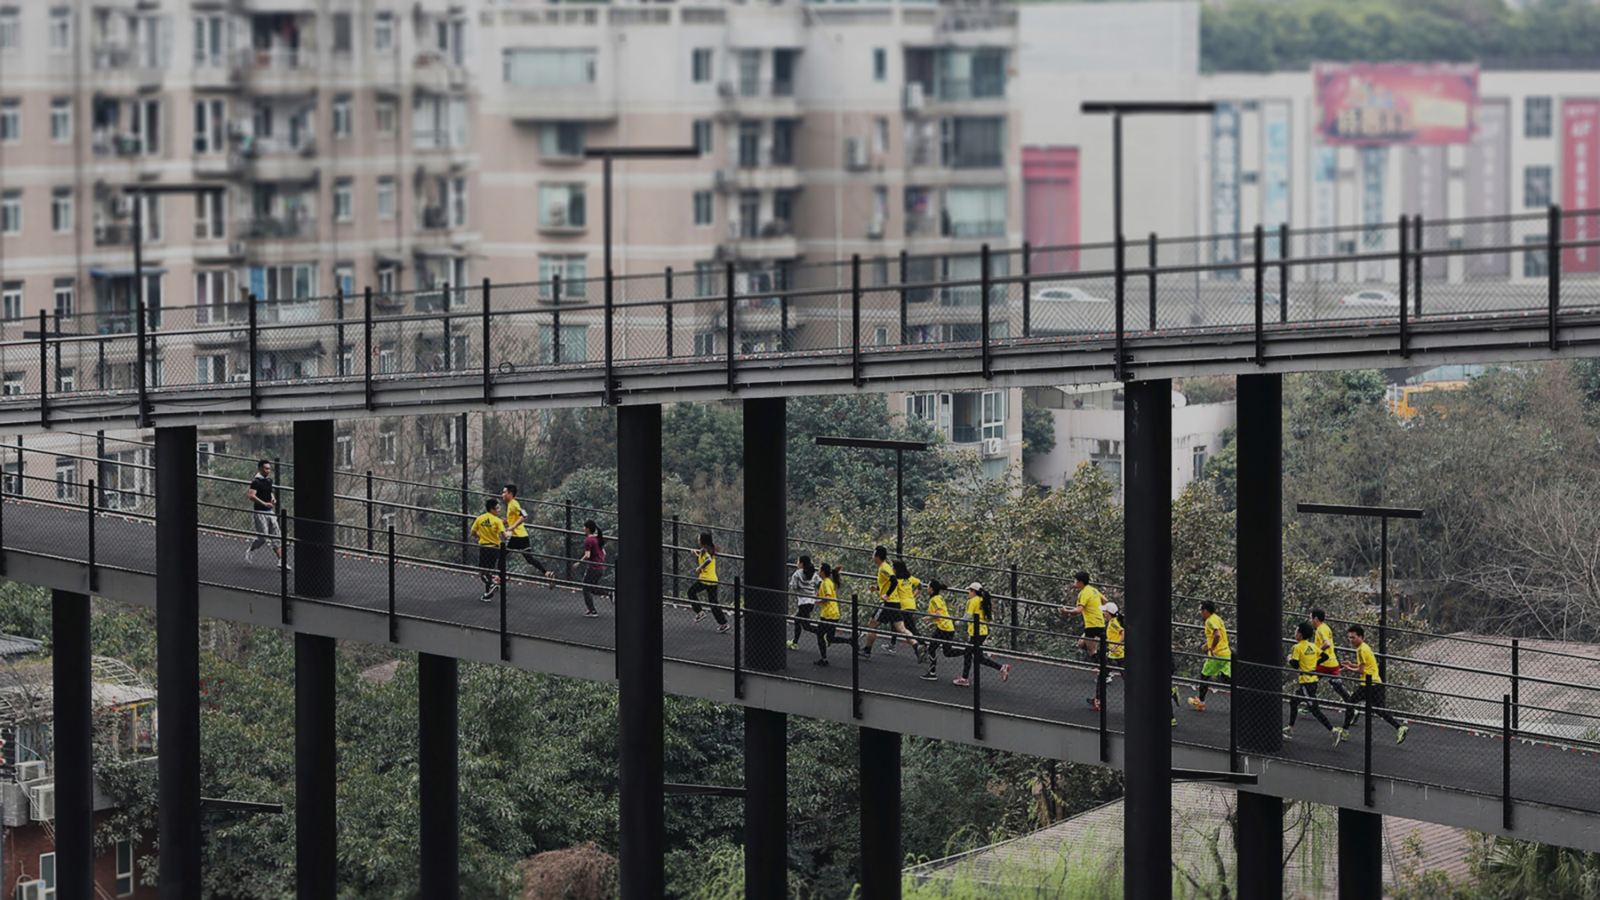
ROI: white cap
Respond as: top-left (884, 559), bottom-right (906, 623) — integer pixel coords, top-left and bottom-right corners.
top-left (966, 582), bottom-right (984, 592)
top-left (1102, 602), bottom-right (1119, 616)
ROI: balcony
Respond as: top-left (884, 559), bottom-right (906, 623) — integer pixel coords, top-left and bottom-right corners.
top-left (721, 220), bottom-right (800, 260)
top-left (193, 152), bottom-right (244, 178)
top-left (717, 79), bottom-right (800, 120)
top-left (243, 47), bottom-right (320, 94)
top-left (508, 83), bottom-right (616, 124)
top-left (90, 44), bottom-right (166, 90)
top-left (192, 50), bottom-right (247, 91)
top-left (91, 132), bottom-right (155, 161)
top-left (242, 215), bottom-right (317, 241)
top-left (413, 49), bottom-right (470, 93)
top-left (93, 224), bottom-right (135, 248)
top-left (713, 164), bottom-right (800, 194)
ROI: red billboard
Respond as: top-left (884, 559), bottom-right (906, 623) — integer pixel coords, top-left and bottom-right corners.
top-left (1315, 63), bottom-right (1478, 145)
top-left (1562, 99), bottom-right (1600, 274)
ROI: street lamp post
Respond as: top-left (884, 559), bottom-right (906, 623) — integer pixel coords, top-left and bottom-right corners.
top-left (1296, 502), bottom-right (1423, 677)
top-left (583, 146), bottom-right (700, 405)
top-left (814, 436), bottom-right (932, 558)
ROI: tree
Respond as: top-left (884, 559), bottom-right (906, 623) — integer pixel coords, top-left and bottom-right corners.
top-left (1020, 399), bottom-right (1056, 466)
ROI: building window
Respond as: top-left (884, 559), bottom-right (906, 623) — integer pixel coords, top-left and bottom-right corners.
top-left (337, 345), bottom-right (353, 376)
top-left (774, 189), bottom-right (796, 228)
top-left (1524, 234), bottom-right (1549, 278)
top-left (332, 12), bottom-right (352, 54)
top-left (737, 120), bottom-right (760, 167)
top-left (195, 269), bottom-right (230, 323)
top-left (374, 12), bottom-right (394, 52)
top-left (376, 177), bottom-right (396, 220)
top-left (334, 178), bottom-right (353, 222)
top-left (772, 119), bottom-right (795, 166)
top-left (53, 281), bottom-right (73, 318)
top-left (873, 47), bottom-right (887, 81)
top-left (335, 264), bottom-right (354, 298)
top-left (1524, 165), bottom-right (1552, 208)
top-left (1525, 96), bottom-right (1552, 139)
top-left (50, 98), bottom-right (71, 143)
top-left (332, 95), bottom-right (352, 138)
top-left (693, 191), bottom-right (713, 227)
top-left (377, 267), bottom-right (396, 296)
top-left (194, 14), bottom-right (227, 67)
top-left (539, 325), bottom-right (588, 363)
top-left (538, 183), bottom-right (586, 229)
top-left (377, 343), bottom-right (396, 374)
top-left (55, 458), bottom-right (77, 500)
top-left (193, 98), bottom-right (226, 154)
top-left (1, 461), bottom-right (17, 495)
top-left (115, 839), bottom-right (134, 896)
top-left (51, 189), bottom-right (73, 234)
top-left (692, 47), bottom-right (713, 83)
top-left (1, 282), bottom-right (20, 321)
top-left (1192, 445), bottom-right (1208, 481)
top-left (195, 354), bottom-right (226, 385)
top-left (980, 390), bottom-right (1006, 440)
top-left (503, 48), bottom-right (597, 87)
top-left (693, 119), bottom-right (713, 156)
top-left (539, 123), bottom-right (585, 159)
top-left (375, 99), bottom-right (396, 136)
top-left (1, 371), bottom-right (21, 395)
top-left (56, 366), bottom-right (74, 393)
top-left (944, 186), bottom-right (1007, 238)
top-left (378, 429), bottom-right (396, 464)
top-left (0, 190), bottom-right (18, 234)
top-left (335, 434), bottom-right (353, 470)
top-left (194, 190), bottom-right (225, 240)
top-left (0, 9), bottom-right (17, 52)
top-left (0, 98), bottom-right (18, 143)
top-left (693, 332), bottom-right (717, 356)
top-left (450, 175), bottom-right (467, 228)
top-left (945, 116), bottom-right (1005, 169)
top-left (537, 254), bottom-right (587, 298)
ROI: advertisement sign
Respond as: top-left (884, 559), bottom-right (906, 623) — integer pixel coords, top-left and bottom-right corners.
top-left (1360, 146), bottom-right (1388, 281)
top-left (1315, 63), bottom-right (1478, 146)
top-left (1260, 100), bottom-right (1292, 259)
top-left (1211, 101), bottom-right (1241, 279)
top-left (1403, 146), bottom-right (1448, 278)
top-left (1022, 146), bottom-right (1080, 272)
top-left (1311, 146), bottom-right (1339, 279)
top-left (1562, 99), bottom-right (1600, 274)
top-left (1465, 99), bottom-right (1510, 278)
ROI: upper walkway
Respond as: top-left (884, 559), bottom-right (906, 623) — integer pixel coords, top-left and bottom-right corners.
top-left (0, 210), bottom-right (1597, 433)
top-left (1, 436), bottom-right (1598, 853)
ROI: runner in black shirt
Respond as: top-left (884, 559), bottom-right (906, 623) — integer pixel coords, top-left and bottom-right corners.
top-left (245, 459), bottom-right (288, 568)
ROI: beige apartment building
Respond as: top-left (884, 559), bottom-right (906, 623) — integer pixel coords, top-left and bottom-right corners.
top-left (0, 0), bottom-right (1024, 484)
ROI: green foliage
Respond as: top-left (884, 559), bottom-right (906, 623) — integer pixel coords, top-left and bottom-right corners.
top-left (1020, 399), bottom-right (1057, 465)
top-left (1200, 0), bottom-right (1600, 73)
top-left (1470, 837), bottom-right (1600, 899)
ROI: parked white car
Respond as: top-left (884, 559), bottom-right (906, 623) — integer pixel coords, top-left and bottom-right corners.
top-left (1031, 286), bottom-right (1111, 305)
top-left (1339, 289), bottom-right (1401, 308)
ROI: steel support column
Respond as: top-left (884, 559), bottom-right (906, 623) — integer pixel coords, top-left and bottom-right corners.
top-left (418, 653), bottom-right (459, 899)
top-left (1123, 379), bottom-right (1172, 900)
top-left (293, 420), bottom-right (335, 598)
top-left (1337, 807), bottom-right (1383, 900)
top-left (295, 633), bottom-right (337, 898)
top-left (1236, 373), bottom-right (1283, 754)
top-left (745, 708), bottom-right (787, 898)
top-left (156, 425), bottom-right (201, 898)
top-left (859, 727), bottom-right (901, 900)
top-left (1236, 793), bottom-right (1283, 900)
top-left (53, 589), bottom-right (93, 900)
top-left (617, 404), bottom-right (664, 900)
top-left (742, 398), bottom-right (786, 671)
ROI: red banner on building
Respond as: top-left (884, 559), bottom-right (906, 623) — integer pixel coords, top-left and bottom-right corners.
top-left (1563, 99), bottom-right (1600, 274)
top-left (1315, 63), bottom-right (1478, 145)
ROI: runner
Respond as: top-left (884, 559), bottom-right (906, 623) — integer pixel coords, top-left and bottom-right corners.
top-left (1087, 601), bottom-right (1122, 712)
top-left (1285, 620), bottom-right (1347, 745)
top-left (954, 583), bottom-right (1010, 687)
top-left (787, 555), bottom-right (822, 650)
top-left (920, 579), bottom-right (963, 681)
top-left (1061, 572), bottom-right (1106, 665)
top-left (686, 533), bottom-right (729, 632)
top-left (1341, 625), bottom-right (1409, 744)
top-left (887, 560), bottom-right (928, 664)
top-left (470, 498), bottom-right (507, 602)
top-left (576, 519), bottom-right (606, 618)
top-left (500, 484), bottom-right (554, 583)
top-left (244, 459), bottom-right (288, 568)
top-left (812, 562), bottom-right (854, 666)
top-left (1311, 608), bottom-right (1353, 705)
top-left (1188, 601), bottom-right (1232, 712)
top-left (860, 547), bottom-right (897, 658)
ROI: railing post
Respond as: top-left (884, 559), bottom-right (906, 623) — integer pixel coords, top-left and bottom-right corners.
top-left (86, 478), bottom-right (97, 593)
top-left (980, 244), bottom-right (993, 380)
top-left (1511, 638), bottom-right (1520, 731)
top-left (1399, 215), bottom-right (1411, 358)
top-left (499, 544), bottom-right (510, 662)
top-left (972, 629), bottom-right (984, 741)
top-left (279, 503), bottom-right (290, 626)
top-left (481, 277), bottom-right (492, 403)
top-left (364, 470), bottom-right (374, 552)
top-left (334, 288), bottom-right (345, 379)
top-left (248, 293), bottom-right (260, 416)
top-left (725, 261), bottom-right (737, 393)
top-left (1114, 230), bottom-right (1127, 382)
top-left (1503, 693), bottom-right (1513, 831)
top-left (38, 311), bottom-right (49, 428)
top-left (551, 274), bottom-right (563, 365)
top-left (1410, 215), bottom-right (1422, 318)
top-left (564, 501), bottom-right (574, 568)
top-left (0, 460), bottom-right (6, 576)
top-left (1147, 232), bottom-right (1159, 331)
top-left (733, 576), bottom-right (744, 700)
top-left (1278, 222), bottom-right (1290, 323)
top-left (362, 287), bottom-right (374, 411)
top-left (1097, 639), bottom-right (1108, 763)
top-left (899, 249), bottom-right (910, 344)
top-left (670, 514), bottom-right (680, 586)
top-left (440, 282), bottom-right (452, 371)
top-left (1021, 242), bottom-right (1033, 339)
top-left (780, 292), bottom-right (790, 353)
top-left (604, 264), bottom-right (616, 405)
top-left (664, 266), bottom-right (675, 359)
top-left (1253, 225), bottom-right (1266, 365)
top-left (1008, 564), bottom-right (1019, 651)
top-left (1548, 204), bottom-right (1561, 351)
top-left (851, 255), bottom-right (863, 387)
top-left (1228, 672), bottom-right (1238, 772)
top-left (386, 526), bottom-right (397, 643)
top-left (1363, 674), bottom-right (1374, 808)
top-left (850, 592), bottom-right (861, 720)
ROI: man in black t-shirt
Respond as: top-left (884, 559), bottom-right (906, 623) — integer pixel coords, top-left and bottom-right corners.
top-left (245, 459), bottom-right (288, 568)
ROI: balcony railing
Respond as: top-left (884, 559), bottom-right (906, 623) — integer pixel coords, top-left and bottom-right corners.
top-left (242, 215), bottom-right (317, 241)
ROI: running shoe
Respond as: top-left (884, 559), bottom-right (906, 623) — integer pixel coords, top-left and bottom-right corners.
top-left (952, 677), bottom-right (970, 687)
top-left (1395, 725), bottom-right (1409, 745)
top-left (920, 671), bottom-right (937, 681)
top-left (914, 645), bottom-right (927, 665)
top-left (1281, 726), bottom-right (1294, 740)
top-left (1332, 727), bottom-right (1349, 747)
top-left (814, 658), bottom-right (830, 667)
top-left (1348, 710), bottom-right (1363, 729)
top-left (1086, 697), bottom-right (1101, 712)
top-left (786, 640), bottom-right (799, 650)
top-left (693, 612), bottom-right (706, 623)
top-left (716, 623), bottom-right (730, 634)
top-left (583, 610), bottom-right (600, 618)
top-left (1000, 663), bottom-right (1012, 682)
top-left (480, 589), bottom-right (494, 602)
top-left (243, 548), bottom-right (254, 566)
top-left (1187, 698), bottom-right (1206, 712)
top-left (884, 644), bottom-right (897, 655)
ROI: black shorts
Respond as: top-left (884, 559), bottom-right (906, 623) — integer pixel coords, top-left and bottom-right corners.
top-left (1083, 626), bottom-right (1107, 639)
top-left (875, 603), bottom-right (902, 625)
top-left (477, 545), bottom-right (502, 570)
top-left (506, 535), bottom-right (532, 551)
top-left (1108, 656), bottom-right (1125, 669)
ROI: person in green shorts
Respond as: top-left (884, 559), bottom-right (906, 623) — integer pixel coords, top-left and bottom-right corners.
top-left (1189, 600), bottom-right (1232, 712)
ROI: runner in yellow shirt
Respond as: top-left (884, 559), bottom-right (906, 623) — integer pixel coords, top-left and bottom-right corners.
top-left (920, 580), bottom-right (965, 681)
top-left (500, 484), bottom-right (554, 581)
top-left (862, 547), bottom-right (898, 657)
top-left (470, 498), bottom-right (507, 602)
top-left (1087, 602), bottom-right (1122, 713)
top-left (1188, 601), bottom-right (1233, 712)
top-left (954, 583), bottom-right (1011, 687)
top-left (810, 564), bottom-right (856, 667)
top-left (686, 532), bottom-right (729, 632)
top-left (1311, 608), bottom-right (1353, 706)
top-left (1060, 572), bottom-right (1107, 665)
top-left (1285, 621), bottom-right (1346, 745)
top-left (1340, 625), bottom-right (1408, 744)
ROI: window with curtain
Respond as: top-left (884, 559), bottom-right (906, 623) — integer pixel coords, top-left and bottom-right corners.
top-left (503, 48), bottom-right (597, 87)
top-left (943, 186), bottom-right (1006, 238)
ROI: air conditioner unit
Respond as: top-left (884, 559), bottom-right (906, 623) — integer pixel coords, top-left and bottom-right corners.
top-left (30, 783), bottom-right (55, 821)
top-left (14, 760), bottom-right (46, 784)
top-left (228, 241), bottom-right (247, 257)
top-left (981, 437), bottom-right (1005, 458)
top-left (16, 880), bottom-right (44, 900)
top-left (903, 82), bottom-right (925, 114)
top-left (229, 372), bottom-right (251, 383)
top-left (716, 80), bottom-right (736, 99)
top-left (844, 137), bottom-right (869, 171)
top-left (712, 169), bottom-right (731, 192)
top-left (867, 217), bottom-right (885, 239)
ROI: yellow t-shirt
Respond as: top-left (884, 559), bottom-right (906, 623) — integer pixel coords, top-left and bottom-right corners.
top-left (695, 550), bottom-right (718, 585)
top-left (892, 575), bottom-right (920, 610)
top-left (927, 593), bottom-right (956, 633)
top-left (1076, 585), bottom-right (1106, 630)
top-left (966, 595), bottom-right (989, 637)
top-left (816, 577), bottom-right (839, 621)
top-left (876, 561), bottom-right (894, 599)
top-left (1352, 642), bottom-right (1382, 685)
top-left (503, 498), bottom-right (530, 539)
top-left (471, 512), bottom-right (505, 546)
top-left (1289, 639), bottom-right (1320, 684)
top-left (1314, 622), bottom-right (1339, 668)
top-left (1106, 617), bottom-right (1126, 660)
top-left (1204, 613), bottom-right (1232, 659)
